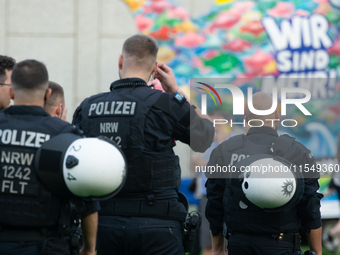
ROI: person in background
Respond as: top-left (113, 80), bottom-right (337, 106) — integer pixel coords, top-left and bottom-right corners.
top-left (44, 81), bottom-right (67, 120)
top-left (0, 55), bottom-right (16, 110)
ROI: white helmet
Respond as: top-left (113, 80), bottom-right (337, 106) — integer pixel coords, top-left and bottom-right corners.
top-left (35, 133), bottom-right (127, 201)
top-left (230, 154), bottom-right (304, 212)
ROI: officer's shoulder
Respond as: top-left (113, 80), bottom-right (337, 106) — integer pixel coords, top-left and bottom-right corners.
top-left (223, 134), bottom-right (244, 150)
top-left (83, 92), bottom-right (110, 104)
top-left (155, 91), bottom-right (188, 107)
top-left (280, 133), bottom-right (314, 161)
top-left (133, 87), bottom-right (164, 101)
top-left (215, 134), bottom-right (244, 152)
top-left (152, 91), bottom-right (189, 120)
top-left (0, 111), bottom-right (7, 124)
top-left (42, 116), bottom-right (79, 135)
top-left (280, 133), bottom-right (309, 152)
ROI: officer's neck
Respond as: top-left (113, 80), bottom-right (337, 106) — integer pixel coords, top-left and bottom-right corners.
top-left (120, 72), bottom-right (149, 83)
top-left (246, 124), bottom-right (278, 133)
top-left (13, 97), bottom-right (45, 108)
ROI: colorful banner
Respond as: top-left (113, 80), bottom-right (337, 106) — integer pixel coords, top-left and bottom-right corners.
top-left (124, 0), bottom-right (340, 206)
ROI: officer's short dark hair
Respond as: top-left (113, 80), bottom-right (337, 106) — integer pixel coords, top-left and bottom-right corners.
top-left (0, 55), bottom-right (16, 83)
top-left (122, 34), bottom-right (158, 70)
top-left (11, 60), bottom-right (49, 91)
top-left (45, 81), bottom-right (65, 113)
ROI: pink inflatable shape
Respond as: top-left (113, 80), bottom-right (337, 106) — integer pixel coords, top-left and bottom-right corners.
top-left (167, 6), bottom-right (189, 20)
top-left (135, 15), bottom-right (154, 31)
top-left (267, 2), bottom-right (295, 18)
top-left (244, 50), bottom-right (274, 75)
top-left (174, 31), bottom-right (206, 48)
top-left (147, 0), bottom-right (169, 14)
top-left (328, 37), bottom-right (340, 55)
top-left (211, 10), bottom-right (241, 30)
top-left (223, 38), bottom-right (252, 52)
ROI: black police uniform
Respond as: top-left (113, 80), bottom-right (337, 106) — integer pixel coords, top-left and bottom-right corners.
top-left (72, 78), bottom-right (214, 255)
top-left (0, 106), bottom-right (99, 255)
top-left (206, 126), bottom-right (323, 255)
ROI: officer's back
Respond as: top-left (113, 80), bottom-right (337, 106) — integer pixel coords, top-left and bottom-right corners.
top-left (73, 34), bottom-right (215, 255)
top-left (206, 92), bottom-right (322, 255)
top-left (0, 60), bottom-right (98, 255)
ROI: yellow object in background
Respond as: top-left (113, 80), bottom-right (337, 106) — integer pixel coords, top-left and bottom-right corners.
top-left (157, 47), bottom-right (176, 64)
top-left (263, 60), bottom-right (277, 74)
top-left (123, 0), bottom-right (145, 12)
top-left (175, 21), bottom-right (197, 33)
top-left (215, 0), bottom-right (236, 5)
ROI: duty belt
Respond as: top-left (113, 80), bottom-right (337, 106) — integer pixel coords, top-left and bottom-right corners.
top-left (271, 233), bottom-right (300, 244)
top-left (99, 200), bottom-right (187, 221)
top-left (230, 231), bottom-right (301, 251)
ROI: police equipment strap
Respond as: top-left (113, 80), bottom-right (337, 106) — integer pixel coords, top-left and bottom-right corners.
top-left (99, 200), bottom-right (187, 221)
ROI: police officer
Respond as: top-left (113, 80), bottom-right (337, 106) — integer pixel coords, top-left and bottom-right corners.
top-left (44, 81), bottom-right (65, 119)
top-left (0, 60), bottom-right (99, 255)
top-left (72, 34), bottom-right (215, 255)
top-left (0, 55), bottom-right (16, 110)
top-left (206, 92), bottom-right (322, 255)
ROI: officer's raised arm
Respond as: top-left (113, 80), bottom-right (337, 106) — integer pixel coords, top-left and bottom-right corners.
top-left (156, 62), bottom-right (215, 152)
top-left (156, 62), bottom-right (213, 121)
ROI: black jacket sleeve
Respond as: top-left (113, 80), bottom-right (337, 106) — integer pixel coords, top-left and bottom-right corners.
top-left (205, 146), bottom-right (226, 236)
top-left (189, 107), bottom-right (215, 152)
top-left (153, 92), bottom-right (214, 152)
top-left (296, 145), bottom-right (323, 232)
top-left (72, 102), bottom-right (84, 130)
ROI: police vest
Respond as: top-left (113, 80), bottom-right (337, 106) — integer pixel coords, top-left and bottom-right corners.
top-left (222, 134), bottom-right (302, 234)
top-left (80, 85), bottom-right (181, 198)
top-left (0, 114), bottom-right (74, 228)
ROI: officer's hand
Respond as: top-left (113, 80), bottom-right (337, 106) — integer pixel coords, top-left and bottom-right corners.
top-left (156, 63), bottom-right (179, 94)
top-left (212, 251), bottom-right (227, 255)
top-left (61, 107), bottom-right (68, 122)
top-left (79, 247), bottom-right (95, 255)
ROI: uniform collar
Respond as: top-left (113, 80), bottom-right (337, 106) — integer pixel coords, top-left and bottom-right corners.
top-left (246, 126), bottom-right (278, 137)
top-left (110, 78), bottom-right (149, 91)
top-left (3, 105), bottom-right (50, 116)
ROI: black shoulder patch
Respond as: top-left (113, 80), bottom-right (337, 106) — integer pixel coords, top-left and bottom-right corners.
top-left (172, 92), bottom-right (186, 106)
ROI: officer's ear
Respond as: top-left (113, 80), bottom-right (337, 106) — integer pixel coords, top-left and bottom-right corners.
top-left (44, 88), bottom-right (52, 102)
top-left (118, 55), bottom-right (123, 70)
top-left (9, 87), bottom-right (14, 100)
top-left (152, 62), bottom-right (158, 73)
top-left (56, 103), bottom-right (62, 119)
top-left (244, 115), bottom-right (250, 133)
